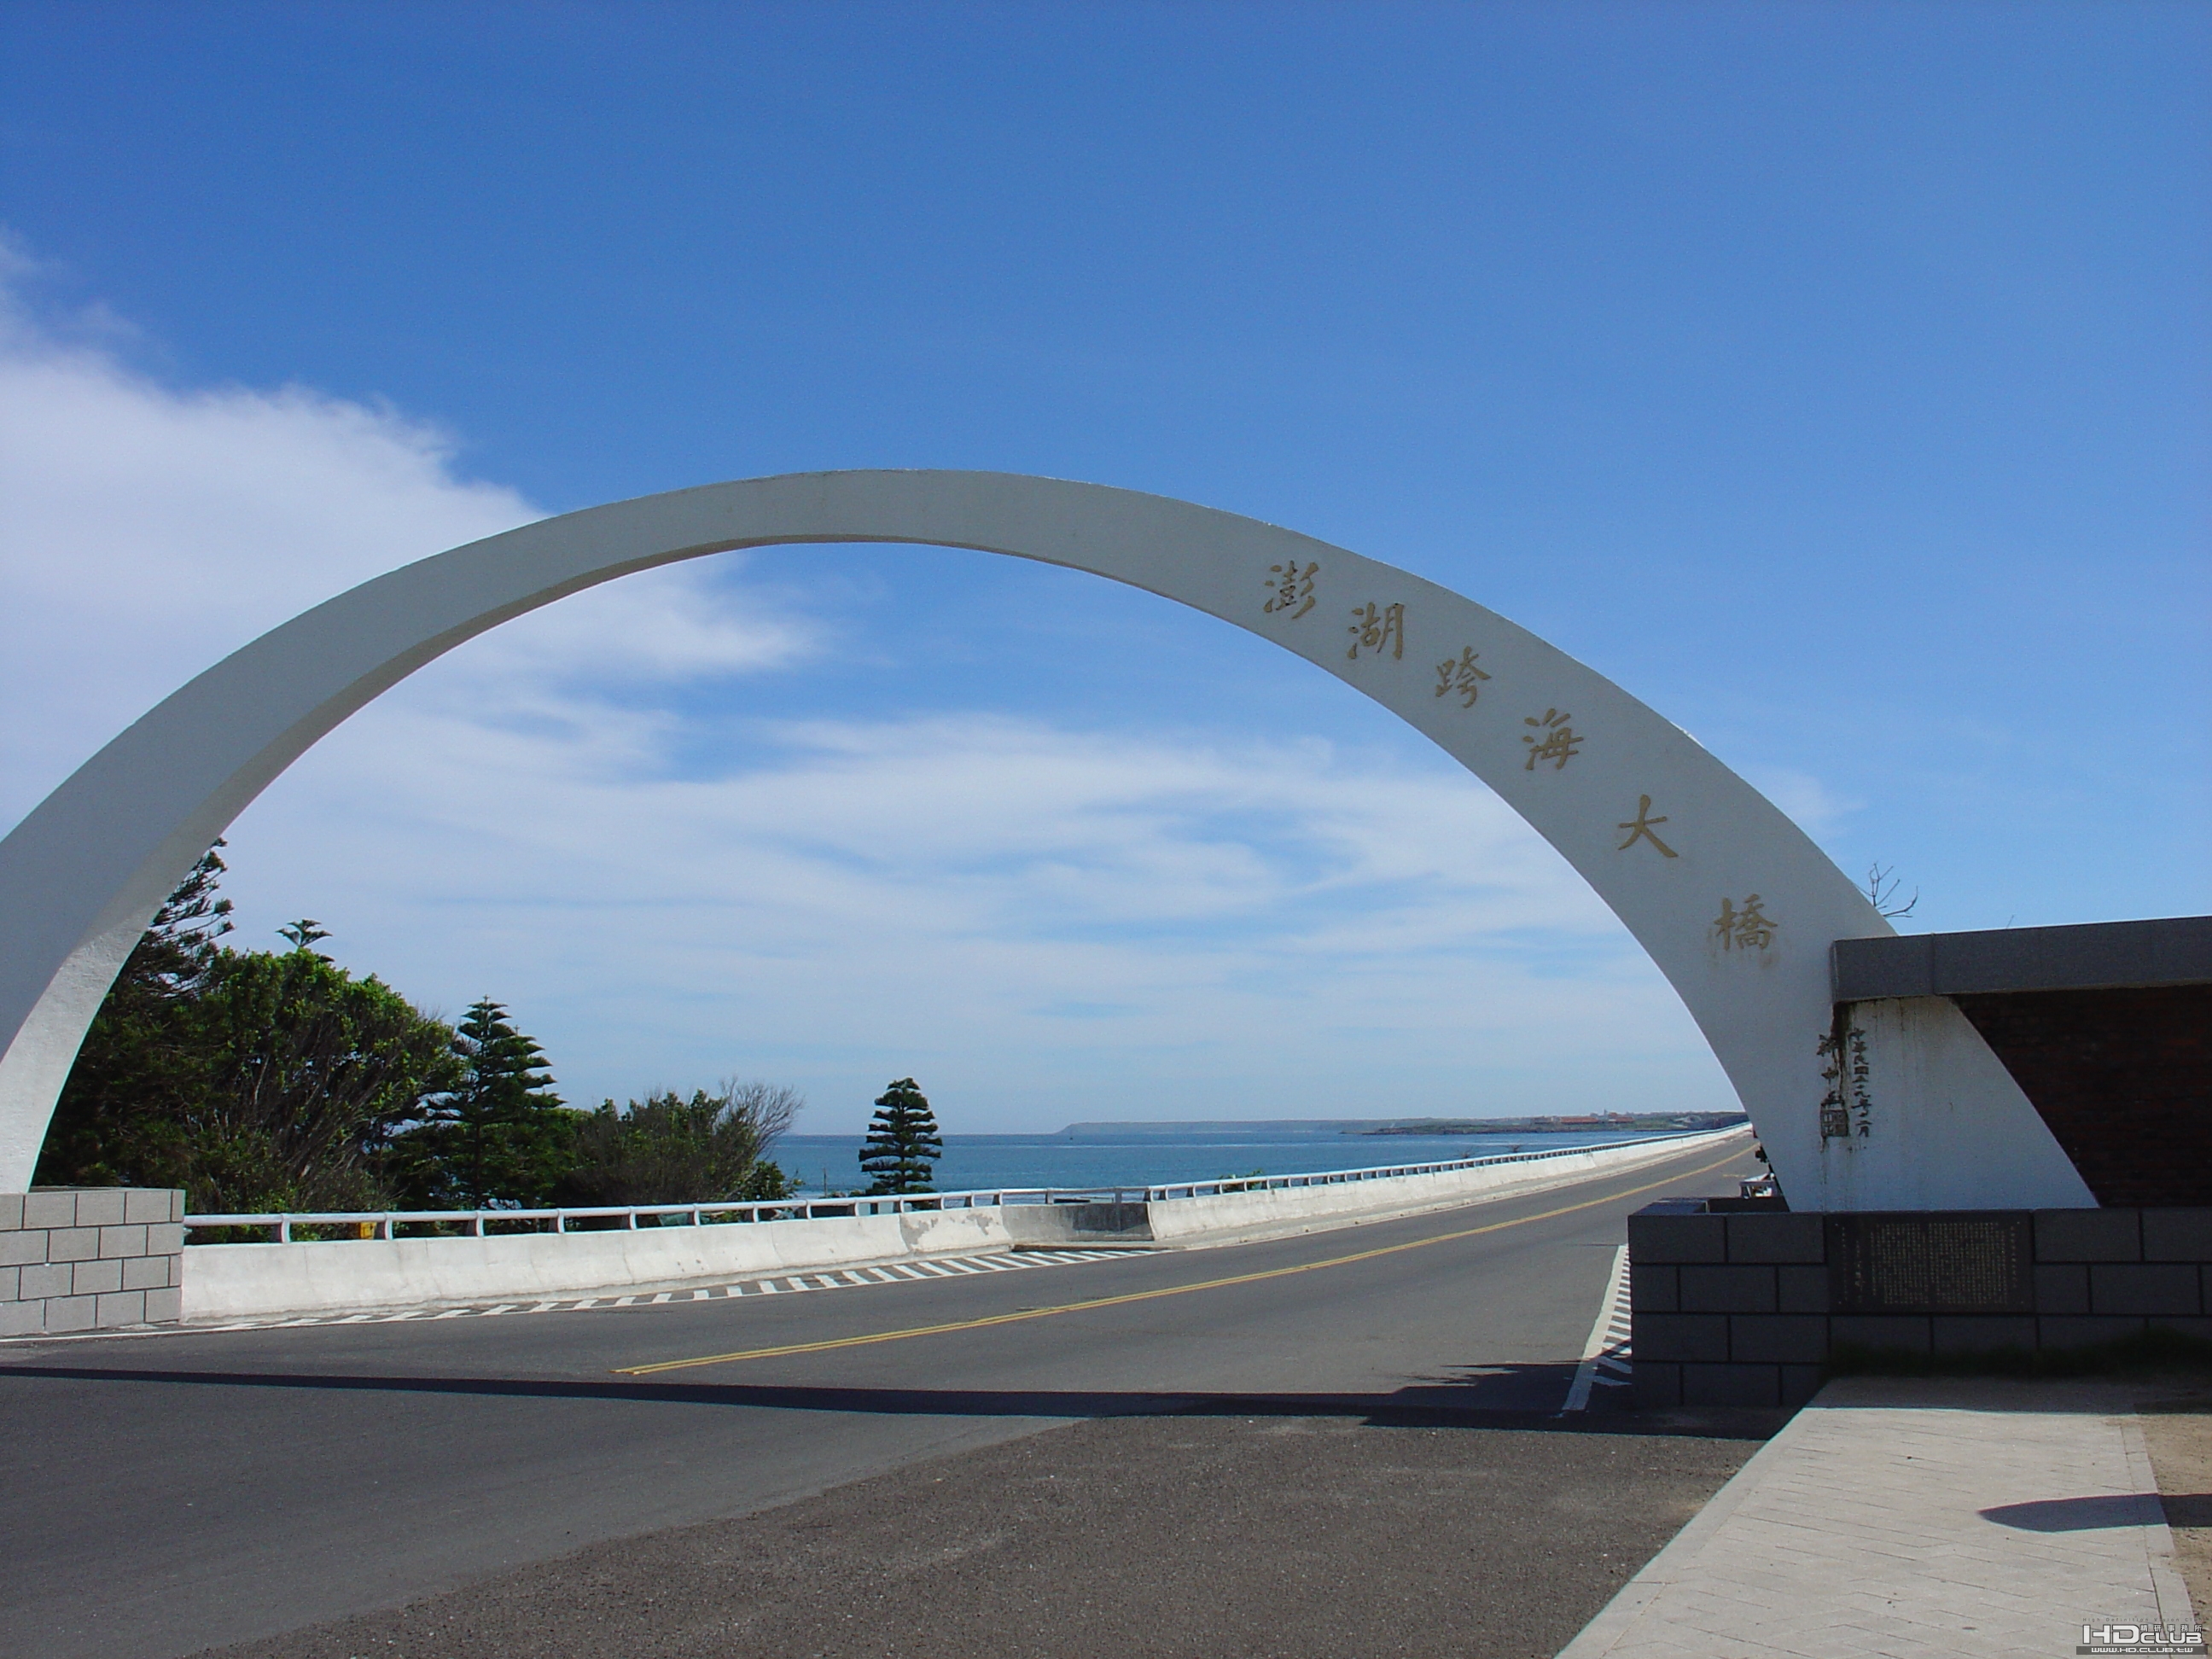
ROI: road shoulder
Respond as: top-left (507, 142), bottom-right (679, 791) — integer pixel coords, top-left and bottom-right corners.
top-left (188, 1412), bottom-right (1760, 1659)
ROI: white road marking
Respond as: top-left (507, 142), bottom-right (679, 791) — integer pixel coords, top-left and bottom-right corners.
top-left (1562, 1243), bottom-right (1633, 1413)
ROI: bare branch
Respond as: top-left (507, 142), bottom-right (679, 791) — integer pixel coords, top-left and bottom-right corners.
top-left (1865, 862), bottom-right (1919, 921)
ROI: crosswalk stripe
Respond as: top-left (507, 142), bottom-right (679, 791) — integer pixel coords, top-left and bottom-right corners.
top-left (1562, 1244), bottom-right (1633, 1414)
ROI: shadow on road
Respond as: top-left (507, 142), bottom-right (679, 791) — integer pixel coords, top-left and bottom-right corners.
top-left (0, 1360), bottom-right (1778, 1436)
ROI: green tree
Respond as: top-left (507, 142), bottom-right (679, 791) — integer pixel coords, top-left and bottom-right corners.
top-left (38, 852), bottom-right (462, 1212)
top-left (35, 842), bottom-right (235, 1192)
top-left (556, 1080), bottom-right (800, 1206)
top-left (384, 999), bottom-right (573, 1208)
top-left (180, 943), bottom-right (462, 1213)
top-left (858, 1078), bottom-right (941, 1195)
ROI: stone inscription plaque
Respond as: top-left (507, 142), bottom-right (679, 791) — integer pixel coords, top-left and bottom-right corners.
top-left (1825, 1214), bottom-right (2034, 1313)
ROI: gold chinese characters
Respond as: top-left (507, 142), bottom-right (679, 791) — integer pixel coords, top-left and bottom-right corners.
top-left (1522, 709), bottom-right (1583, 771)
top-left (1434, 648), bottom-right (1491, 707)
top-left (1713, 895), bottom-right (1778, 952)
top-left (1347, 602), bottom-right (1405, 661)
top-left (1615, 795), bottom-right (1679, 859)
top-left (1264, 561), bottom-right (1318, 619)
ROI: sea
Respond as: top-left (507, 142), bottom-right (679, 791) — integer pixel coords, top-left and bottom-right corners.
top-left (774, 1125), bottom-right (1685, 1196)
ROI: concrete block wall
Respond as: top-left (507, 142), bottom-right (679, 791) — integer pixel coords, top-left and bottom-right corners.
top-left (1, 1189), bottom-right (186, 1335)
top-left (1629, 1201), bottom-right (2212, 1411)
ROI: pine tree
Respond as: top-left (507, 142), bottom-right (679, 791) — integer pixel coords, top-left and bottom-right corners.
top-left (857, 1078), bottom-right (942, 1195)
top-left (38, 843), bottom-right (235, 1190)
top-left (387, 999), bottom-right (572, 1208)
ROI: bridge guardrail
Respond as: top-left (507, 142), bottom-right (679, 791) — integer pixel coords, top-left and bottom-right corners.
top-left (184, 1130), bottom-right (1738, 1243)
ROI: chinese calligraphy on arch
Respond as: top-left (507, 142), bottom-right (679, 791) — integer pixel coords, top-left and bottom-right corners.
top-left (1522, 709), bottom-right (1583, 771)
top-left (1713, 894), bottom-right (1778, 953)
top-left (1615, 795), bottom-right (1679, 859)
top-left (1264, 561), bottom-right (1318, 620)
top-left (1434, 648), bottom-right (1491, 707)
top-left (1347, 601), bottom-right (1405, 661)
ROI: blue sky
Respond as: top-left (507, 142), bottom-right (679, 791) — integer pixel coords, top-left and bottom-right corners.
top-left (2, 3), bottom-right (2205, 1133)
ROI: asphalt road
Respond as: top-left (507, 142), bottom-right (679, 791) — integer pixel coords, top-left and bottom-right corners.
top-left (0, 1136), bottom-right (1764, 1659)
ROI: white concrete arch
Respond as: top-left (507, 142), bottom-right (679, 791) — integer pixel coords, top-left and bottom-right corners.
top-left (0, 470), bottom-right (2091, 1210)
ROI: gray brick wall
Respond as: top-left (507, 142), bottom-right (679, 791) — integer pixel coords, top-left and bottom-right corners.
top-left (1629, 1201), bottom-right (2212, 1411)
top-left (0, 1190), bottom-right (184, 1335)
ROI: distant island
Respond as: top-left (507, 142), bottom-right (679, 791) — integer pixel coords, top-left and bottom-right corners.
top-left (1056, 1113), bottom-right (1747, 1138)
top-left (1057, 1120), bottom-right (1412, 1138)
top-left (1357, 1111), bottom-right (1749, 1136)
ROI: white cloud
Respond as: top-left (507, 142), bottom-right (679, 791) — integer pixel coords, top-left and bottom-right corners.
top-left (1, 265), bottom-right (1733, 1134)
top-left (1741, 765), bottom-right (1858, 839)
top-left (231, 703), bottom-right (1722, 1127)
top-left (0, 276), bottom-right (804, 824)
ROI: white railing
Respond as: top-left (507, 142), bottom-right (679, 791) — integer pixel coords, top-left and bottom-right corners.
top-left (184, 1128), bottom-right (1738, 1243)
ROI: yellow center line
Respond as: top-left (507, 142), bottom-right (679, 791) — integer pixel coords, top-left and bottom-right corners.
top-left (614, 1144), bottom-right (1750, 1376)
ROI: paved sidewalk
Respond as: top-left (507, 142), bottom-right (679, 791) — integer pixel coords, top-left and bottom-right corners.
top-left (1562, 1377), bottom-right (2197, 1658)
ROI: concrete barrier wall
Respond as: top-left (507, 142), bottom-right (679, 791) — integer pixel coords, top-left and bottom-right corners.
top-left (183, 1204), bottom-right (1018, 1321)
top-left (1146, 1127), bottom-right (1746, 1246)
top-left (999, 1202), bottom-right (1155, 1246)
top-left (183, 1128), bottom-right (1746, 1321)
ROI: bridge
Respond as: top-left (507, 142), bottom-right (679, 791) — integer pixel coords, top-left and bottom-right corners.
top-left (1, 472), bottom-right (2192, 1656)
top-left (0, 1132), bottom-right (1761, 1657)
